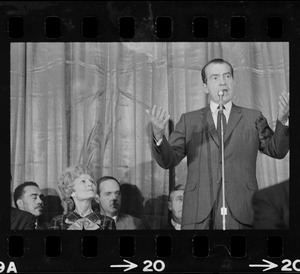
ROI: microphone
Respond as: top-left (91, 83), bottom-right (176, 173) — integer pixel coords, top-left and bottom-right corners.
top-left (218, 90), bottom-right (224, 108)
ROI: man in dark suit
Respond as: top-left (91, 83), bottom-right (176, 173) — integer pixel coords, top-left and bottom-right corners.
top-left (146, 58), bottom-right (289, 229)
top-left (11, 181), bottom-right (45, 230)
top-left (252, 180), bottom-right (289, 229)
top-left (95, 176), bottom-right (147, 229)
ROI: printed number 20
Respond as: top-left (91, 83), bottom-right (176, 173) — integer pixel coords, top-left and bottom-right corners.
top-left (282, 259), bottom-right (300, 271)
top-left (143, 260), bottom-right (165, 272)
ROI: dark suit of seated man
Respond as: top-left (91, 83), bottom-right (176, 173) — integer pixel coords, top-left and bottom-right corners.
top-left (11, 207), bottom-right (36, 230)
top-left (252, 180), bottom-right (289, 229)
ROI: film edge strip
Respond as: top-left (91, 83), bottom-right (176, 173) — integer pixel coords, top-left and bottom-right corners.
top-left (6, 15), bottom-right (283, 40)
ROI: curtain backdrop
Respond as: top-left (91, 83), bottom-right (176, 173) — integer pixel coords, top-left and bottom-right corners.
top-left (10, 42), bottom-right (289, 228)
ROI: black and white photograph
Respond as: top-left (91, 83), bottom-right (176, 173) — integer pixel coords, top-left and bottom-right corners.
top-left (10, 42), bottom-right (289, 231)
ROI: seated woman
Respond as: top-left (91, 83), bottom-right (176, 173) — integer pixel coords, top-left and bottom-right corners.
top-left (48, 164), bottom-right (115, 230)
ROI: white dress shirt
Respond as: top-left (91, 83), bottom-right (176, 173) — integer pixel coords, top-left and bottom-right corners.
top-left (171, 219), bottom-right (181, 230)
top-left (210, 100), bottom-right (232, 129)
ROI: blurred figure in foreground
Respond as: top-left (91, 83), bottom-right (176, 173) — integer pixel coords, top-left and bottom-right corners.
top-left (252, 180), bottom-right (289, 229)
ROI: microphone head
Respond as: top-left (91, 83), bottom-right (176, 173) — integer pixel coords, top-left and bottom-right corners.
top-left (218, 91), bottom-right (224, 96)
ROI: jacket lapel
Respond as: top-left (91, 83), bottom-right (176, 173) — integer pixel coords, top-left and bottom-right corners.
top-left (203, 107), bottom-right (220, 147)
top-left (224, 103), bottom-right (242, 143)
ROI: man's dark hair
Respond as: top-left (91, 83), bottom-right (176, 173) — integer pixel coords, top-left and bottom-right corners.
top-left (169, 184), bottom-right (185, 201)
top-left (201, 58), bottom-right (234, 84)
top-left (96, 176), bottom-right (120, 194)
top-left (13, 181), bottom-right (39, 208)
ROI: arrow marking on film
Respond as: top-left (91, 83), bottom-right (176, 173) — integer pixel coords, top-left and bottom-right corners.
top-left (249, 259), bottom-right (278, 272)
top-left (111, 259), bottom-right (138, 272)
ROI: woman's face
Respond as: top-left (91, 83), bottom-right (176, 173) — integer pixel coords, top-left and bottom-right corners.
top-left (72, 174), bottom-right (96, 201)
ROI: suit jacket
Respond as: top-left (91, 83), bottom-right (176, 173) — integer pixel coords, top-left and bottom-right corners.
top-left (116, 214), bottom-right (146, 230)
top-left (162, 223), bottom-right (176, 230)
top-left (11, 207), bottom-right (36, 230)
top-left (36, 219), bottom-right (49, 230)
top-left (162, 219), bottom-right (179, 230)
top-left (252, 180), bottom-right (289, 229)
top-left (153, 104), bottom-right (289, 228)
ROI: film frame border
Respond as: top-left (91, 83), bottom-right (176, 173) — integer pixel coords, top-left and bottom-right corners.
top-left (1, 1), bottom-right (300, 273)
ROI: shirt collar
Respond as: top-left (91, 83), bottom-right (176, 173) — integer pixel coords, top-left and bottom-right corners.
top-left (171, 219), bottom-right (181, 230)
top-left (210, 100), bottom-right (232, 115)
top-left (66, 210), bottom-right (98, 222)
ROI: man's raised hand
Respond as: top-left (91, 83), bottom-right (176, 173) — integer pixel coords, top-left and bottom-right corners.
top-left (146, 105), bottom-right (170, 141)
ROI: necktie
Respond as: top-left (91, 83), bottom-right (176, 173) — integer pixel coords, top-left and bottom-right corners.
top-left (217, 106), bottom-right (227, 138)
top-left (112, 218), bottom-right (117, 229)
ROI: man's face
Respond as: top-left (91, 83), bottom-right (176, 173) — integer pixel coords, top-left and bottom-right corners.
top-left (98, 179), bottom-right (121, 218)
top-left (17, 186), bottom-right (44, 217)
top-left (72, 174), bottom-right (96, 201)
top-left (168, 190), bottom-right (184, 224)
top-left (203, 62), bottom-right (235, 104)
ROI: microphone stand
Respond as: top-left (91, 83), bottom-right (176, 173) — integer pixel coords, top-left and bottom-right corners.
top-left (219, 92), bottom-right (227, 230)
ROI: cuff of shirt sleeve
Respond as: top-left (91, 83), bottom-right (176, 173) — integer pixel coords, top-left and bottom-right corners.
top-left (156, 138), bottom-right (163, 146)
top-left (153, 135), bottom-right (163, 146)
top-left (285, 118), bottom-right (289, 126)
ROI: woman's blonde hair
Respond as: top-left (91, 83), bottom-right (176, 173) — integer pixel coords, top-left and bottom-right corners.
top-left (58, 164), bottom-right (94, 210)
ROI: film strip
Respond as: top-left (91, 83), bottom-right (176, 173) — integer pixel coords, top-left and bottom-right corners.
top-left (1, 1), bottom-right (299, 273)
